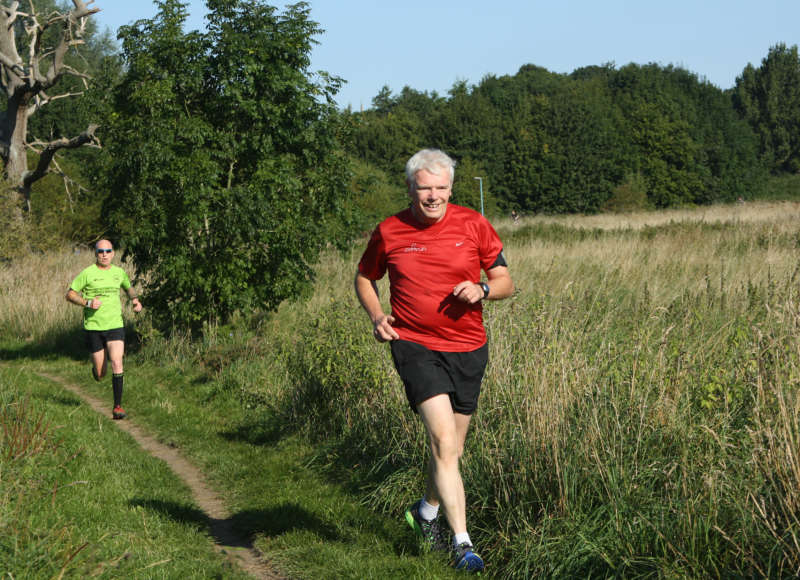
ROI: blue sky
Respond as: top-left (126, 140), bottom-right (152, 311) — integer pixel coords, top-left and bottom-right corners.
top-left (93, 1), bottom-right (800, 110)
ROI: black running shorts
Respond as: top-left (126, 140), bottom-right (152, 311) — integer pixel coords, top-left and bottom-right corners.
top-left (390, 339), bottom-right (489, 415)
top-left (84, 327), bottom-right (125, 353)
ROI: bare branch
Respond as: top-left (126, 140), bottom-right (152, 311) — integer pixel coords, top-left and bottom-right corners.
top-left (26, 87), bottom-right (87, 117)
top-left (0, 2), bottom-right (26, 92)
top-left (26, 0), bottom-right (100, 88)
top-left (0, 48), bottom-right (22, 73)
top-left (51, 155), bottom-right (92, 213)
top-left (60, 63), bottom-right (90, 80)
top-left (28, 124), bottom-right (101, 150)
top-left (22, 124), bottom-right (100, 192)
top-left (70, 0), bottom-right (99, 20)
top-left (45, 154), bottom-right (75, 211)
top-left (22, 140), bottom-right (92, 212)
top-left (25, 2), bottom-right (47, 85)
top-left (1, 2), bottom-right (26, 27)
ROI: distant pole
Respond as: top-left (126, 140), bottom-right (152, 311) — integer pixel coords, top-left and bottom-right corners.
top-left (473, 176), bottom-right (484, 215)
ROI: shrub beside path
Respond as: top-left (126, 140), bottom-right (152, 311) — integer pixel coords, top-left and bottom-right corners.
top-left (36, 371), bottom-right (286, 580)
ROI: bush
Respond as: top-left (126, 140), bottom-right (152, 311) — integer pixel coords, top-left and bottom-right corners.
top-left (604, 172), bottom-right (651, 212)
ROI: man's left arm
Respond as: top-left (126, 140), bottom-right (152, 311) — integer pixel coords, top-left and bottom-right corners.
top-left (452, 266), bottom-right (514, 304)
top-left (125, 287), bottom-right (143, 313)
top-left (484, 265), bottom-right (514, 300)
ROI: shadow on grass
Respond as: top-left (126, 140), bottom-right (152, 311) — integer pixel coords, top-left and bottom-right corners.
top-left (230, 502), bottom-right (339, 541)
top-left (131, 498), bottom-right (207, 529)
top-left (218, 382), bottom-right (423, 554)
top-left (36, 392), bottom-right (83, 408)
top-left (219, 413), bottom-right (291, 447)
top-left (0, 328), bottom-right (85, 362)
top-left (0, 323), bottom-right (142, 363)
top-left (217, 418), bottom-right (418, 555)
top-left (131, 498), bottom-right (340, 546)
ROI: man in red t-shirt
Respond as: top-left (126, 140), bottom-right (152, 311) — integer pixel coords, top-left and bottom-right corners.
top-left (355, 148), bottom-right (514, 572)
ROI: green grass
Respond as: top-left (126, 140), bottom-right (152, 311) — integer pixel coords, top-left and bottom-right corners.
top-left (0, 362), bottom-right (253, 579)
top-left (1, 338), bottom-right (463, 579)
top-left (4, 202), bottom-right (800, 578)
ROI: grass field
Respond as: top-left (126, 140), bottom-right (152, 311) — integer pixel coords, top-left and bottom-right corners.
top-left (0, 366), bottom-right (255, 579)
top-left (2, 201), bottom-right (800, 578)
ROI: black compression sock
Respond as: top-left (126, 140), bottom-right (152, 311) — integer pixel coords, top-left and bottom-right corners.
top-left (112, 373), bottom-right (123, 407)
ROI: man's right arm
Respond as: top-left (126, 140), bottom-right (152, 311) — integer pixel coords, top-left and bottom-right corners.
top-left (354, 271), bottom-right (399, 342)
top-left (66, 288), bottom-right (89, 307)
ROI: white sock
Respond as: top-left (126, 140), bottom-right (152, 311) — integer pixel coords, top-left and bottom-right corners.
top-left (454, 532), bottom-right (472, 548)
top-left (419, 498), bottom-right (439, 521)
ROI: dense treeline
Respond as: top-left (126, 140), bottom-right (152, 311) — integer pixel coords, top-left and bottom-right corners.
top-left (733, 43), bottom-right (800, 174)
top-left (346, 55), bottom-right (800, 216)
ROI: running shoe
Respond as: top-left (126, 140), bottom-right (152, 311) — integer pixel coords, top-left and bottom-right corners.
top-left (453, 542), bottom-right (484, 573)
top-left (405, 500), bottom-right (449, 551)
top-left (112, 405), bottom-right (127, 420)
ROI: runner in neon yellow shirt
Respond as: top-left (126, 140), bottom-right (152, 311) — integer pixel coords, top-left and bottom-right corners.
top-left (66, 239), bottom-right (142, 419)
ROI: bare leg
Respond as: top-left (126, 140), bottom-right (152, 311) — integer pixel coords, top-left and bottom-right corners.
top-left (90, 348), bottom-right (108, 380)
top-left (417, 394), bottom-right (473, 535)
top-left (425, 411), bottom-right (472, 504)
top-left (105, 340), bottom-right (124, 374)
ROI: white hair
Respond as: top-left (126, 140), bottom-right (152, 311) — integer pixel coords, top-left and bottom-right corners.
top-left (405, 149), bottom-right (456, 188)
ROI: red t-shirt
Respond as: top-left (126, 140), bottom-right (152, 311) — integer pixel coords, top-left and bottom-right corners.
top-left (358, 204), bottom-right (505, 352)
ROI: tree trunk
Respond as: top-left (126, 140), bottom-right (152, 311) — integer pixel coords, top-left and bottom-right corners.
top-left (0, 92), bottom-right (31, 214)
top-left (2, 95), bottom-right (29, 184)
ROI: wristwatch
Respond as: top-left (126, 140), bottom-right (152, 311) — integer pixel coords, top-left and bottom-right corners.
top-left (478, 282), bottom-right (490, 299)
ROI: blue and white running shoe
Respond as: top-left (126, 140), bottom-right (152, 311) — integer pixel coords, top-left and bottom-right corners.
top-left (453, 542), bottom-right (484, 573)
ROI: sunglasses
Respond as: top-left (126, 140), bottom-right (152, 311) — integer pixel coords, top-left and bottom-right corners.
top-left (96, 249), bottom-right (113, 254)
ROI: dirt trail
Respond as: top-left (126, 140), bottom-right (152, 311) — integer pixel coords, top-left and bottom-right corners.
top-left (37, 371), bottom-right (285, 580)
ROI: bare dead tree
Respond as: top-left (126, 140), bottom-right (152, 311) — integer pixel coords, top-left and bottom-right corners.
top-left (0, 0), bottom-right (101, 210)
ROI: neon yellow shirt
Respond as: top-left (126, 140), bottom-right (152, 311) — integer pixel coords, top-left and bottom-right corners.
top-left (70, 264), bottom-right (131, 331)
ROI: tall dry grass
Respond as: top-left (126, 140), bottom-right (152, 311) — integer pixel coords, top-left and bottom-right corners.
top-left (1, 248), bottom-right (85, 341)
top-left (287, 200), bottom-right (800, 577)
top-left (500, 200), bottom-right (800, 231)
top-left (0, 247), bottom-right (140, 345)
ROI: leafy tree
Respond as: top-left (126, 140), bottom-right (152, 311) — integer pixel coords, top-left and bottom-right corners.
top-left (499, 94), bottom-right (554, 212)
top-left (609, 63), bottom-right (760, 206)
top-left (733, 43), bottom-right (800, 173)
top-left (431, 80), bottom-right (503, 169)
top-left (349, 106), bottom-right (426, 178)
top-left (103, 0), bottom-right (353, 330)
top-left (539, 78), bottom-right (627, 212)
top-left (626, 102), bottom-right (705, 207)
top-left (347, 157), bottom-right (406, 232)
top-left (370, 85), bottom-right (395, 114)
